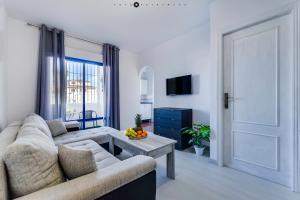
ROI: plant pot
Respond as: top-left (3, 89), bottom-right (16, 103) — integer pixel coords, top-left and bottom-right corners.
top-left (201, 139), bottom-right (210, 148)
top-left (194, 146), bottom-right (205, 157)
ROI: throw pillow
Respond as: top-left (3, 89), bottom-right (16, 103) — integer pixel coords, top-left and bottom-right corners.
top-left (46, 119), bottom-right (67, 137)
top-left (3, 126), bottom-right (64, 198)
top-left (58, 145), bottom-right (97, 179)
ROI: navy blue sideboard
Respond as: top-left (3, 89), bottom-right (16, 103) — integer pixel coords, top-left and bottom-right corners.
top-left (154, 108), bottom-right (192, 150)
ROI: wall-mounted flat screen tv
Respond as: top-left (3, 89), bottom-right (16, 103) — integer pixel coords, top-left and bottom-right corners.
top-left (166, 75), bottom-right (192, 96)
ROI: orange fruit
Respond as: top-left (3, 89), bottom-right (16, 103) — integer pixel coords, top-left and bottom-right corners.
top-left (137, 131), bottom-right (142, 134)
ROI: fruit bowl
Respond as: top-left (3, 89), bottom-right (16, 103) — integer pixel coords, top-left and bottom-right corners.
top-left (125, 128), bottom-right (148, 140)
top-left (128, 135), bottom-right (147, 140)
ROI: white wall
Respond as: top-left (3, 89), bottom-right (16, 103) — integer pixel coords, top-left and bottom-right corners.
top-left (0, 5), bottom-right (7, 131)
top-left (209, 0), bottom-right (298, 161)
top-left (138, 23), bottom-right (211, 124)
top-left (4, 17), bottom-right (139, 130)
top-left (119, 50), bottom-right (140, 130)
top-left (6, 18), bottom-right (39, 123)
top-left (65, 37), bottom-right (102, 62)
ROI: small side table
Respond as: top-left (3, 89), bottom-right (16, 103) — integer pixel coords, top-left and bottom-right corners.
top-left (64, 121), bottom-right (80, 132)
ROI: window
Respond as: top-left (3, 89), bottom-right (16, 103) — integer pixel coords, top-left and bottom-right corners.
top-left (65, 57), bottom-right (104, 129)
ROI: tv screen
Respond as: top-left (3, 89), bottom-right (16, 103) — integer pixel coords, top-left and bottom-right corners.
top-left (166, 75), bottom-right (192, 96)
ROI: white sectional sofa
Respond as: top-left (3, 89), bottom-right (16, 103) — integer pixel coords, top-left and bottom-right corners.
top-left (0, 114), bottom-right (157, 200)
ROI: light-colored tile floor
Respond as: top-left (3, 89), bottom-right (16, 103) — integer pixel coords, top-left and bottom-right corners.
top-left (118, 149), bottom-right (300, 200)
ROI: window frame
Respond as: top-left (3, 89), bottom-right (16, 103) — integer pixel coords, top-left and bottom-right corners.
top-left (65, 56), bottom-right (104, 129)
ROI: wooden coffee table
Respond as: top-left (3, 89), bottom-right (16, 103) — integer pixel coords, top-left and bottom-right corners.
top-left (108, 132), bottom-right (177, 179)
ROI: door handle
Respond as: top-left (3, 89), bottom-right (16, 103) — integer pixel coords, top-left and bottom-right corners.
top-left (224, 93), bottom-right (229, 109)
top-left (224, 93), bottom-right (238, 109)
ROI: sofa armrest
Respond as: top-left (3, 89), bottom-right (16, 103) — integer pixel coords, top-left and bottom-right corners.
top-left (64, 121), bottom-right (80, 132)
top-left (15, 155), bottom-right (156, 200)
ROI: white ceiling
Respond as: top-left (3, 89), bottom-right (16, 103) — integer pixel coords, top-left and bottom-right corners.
top-left (4, 0), bottom-right (212, 52)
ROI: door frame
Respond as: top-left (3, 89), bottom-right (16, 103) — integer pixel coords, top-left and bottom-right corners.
top-left (215, 1), bottom-right (300, 191)
top-left (65, 57), bottom-right (104, 129)
top-left (139, 66), bottom-right (155, 121)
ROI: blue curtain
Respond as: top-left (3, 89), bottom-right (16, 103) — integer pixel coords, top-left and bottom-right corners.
top-left (35, 24), bottom-right (66, 120)
top-left (103, 43), bottom-right (120, 129)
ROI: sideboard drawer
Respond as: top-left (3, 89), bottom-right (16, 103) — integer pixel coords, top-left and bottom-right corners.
top-left (154, 117), bottom-right (182, 129)
top-left (154, 126), bottom-right (180, 138)
top-left (154, 126), bottom-right (171, 137)
top-left (154, 109), bottom-right (182, 120)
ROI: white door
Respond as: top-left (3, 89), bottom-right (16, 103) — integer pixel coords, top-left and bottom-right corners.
top-left (140, 104), bottom-right (152, 120)
top-left (224, 13), bottom-right (293, 187)
top-left (144, 104), bottom-right (152, 120)
top-left (140, 104), bottom-right (146, 120)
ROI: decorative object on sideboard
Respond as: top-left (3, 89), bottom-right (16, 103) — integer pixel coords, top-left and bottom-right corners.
top-left (181, 123), bottom-right (211, 157)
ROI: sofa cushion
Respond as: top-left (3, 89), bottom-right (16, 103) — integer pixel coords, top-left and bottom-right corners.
top-left (47, 119), bottom-right (67, 137)
top-left (3, 125), bottom-right (64, 198)
top-left (58, 145), bottom-right (97, 179)
top-left (64, 140), bottom-right (120, 170)
top-left (0, 122), bottom-right (22, 149)
top-left (0, 122), bottom-right (22, 200)
top-left (53, 127), bottom-right (119, 145)
top-left (21, 113), bottom-right (52, 139)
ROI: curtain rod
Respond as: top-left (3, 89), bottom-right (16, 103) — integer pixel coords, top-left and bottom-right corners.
top-left (27, 23), bottom-right (103, 46)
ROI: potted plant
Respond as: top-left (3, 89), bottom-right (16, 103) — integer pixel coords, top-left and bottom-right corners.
top-left (181, 123), bottom-right (211, 157)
